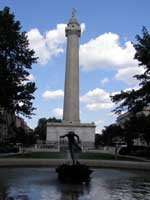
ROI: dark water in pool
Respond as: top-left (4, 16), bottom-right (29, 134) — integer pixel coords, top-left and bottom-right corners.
top-left (0, 168), bottom-right (150, 200)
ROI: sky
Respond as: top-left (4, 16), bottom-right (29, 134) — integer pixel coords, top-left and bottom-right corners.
top-left (0, 0), bottom-right (150, 133)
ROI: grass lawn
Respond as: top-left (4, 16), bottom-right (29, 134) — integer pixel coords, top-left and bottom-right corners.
top-left (79, 152), bottom-right (143, 161)
top-left (10, 152), bottom-right (65, 159)
top-left (4, 151), bottom-right (143, 161)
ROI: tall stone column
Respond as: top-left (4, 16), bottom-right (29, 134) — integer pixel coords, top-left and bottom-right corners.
top-left (63, 10), bottom-right (81, 123)
top-left (47, 10), bottom-right (96, 150)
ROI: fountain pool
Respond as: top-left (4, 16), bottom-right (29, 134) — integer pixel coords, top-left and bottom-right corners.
top-left (0, 168), bottom-right (150, 200)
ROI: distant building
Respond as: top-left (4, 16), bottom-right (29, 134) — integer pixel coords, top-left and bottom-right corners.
top-left (0, 107), bottom-right (31, 143)
top-left (116, 107), bottom-right (150, 146)
top-left (117, 107), bottom-right (150, 126)
top-left (0, 108), bottom-right (15, 142)
top-left (15, 116), bottom-right (31, 133)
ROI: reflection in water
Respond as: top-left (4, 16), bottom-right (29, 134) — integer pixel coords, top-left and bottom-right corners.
top-left (106, 173), bottom-right (150, 200)
top-left (59, 182), bottom-right (90, 200)
top-left (0, 168), bottom-right (150, 200)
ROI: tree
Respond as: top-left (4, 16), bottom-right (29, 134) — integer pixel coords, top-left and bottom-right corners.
top-left (34, 118), bottom-right (47, 141)
top-left (122, 114), bottom-right (150, 146)
top-left (47, 117), bottom-right (62, 123)
top-left (0, 7), bottom-right (37, 117)
top-left (94, 134), bottom-right (103, 148)
top-left (111, 27), bottom-right (150, 115)
top-left (14, 127), bottom-right (36, 146)
top-left (101, 124), bottom-right (123, 146)
top-left (121, 116), bottom-right (139, 150)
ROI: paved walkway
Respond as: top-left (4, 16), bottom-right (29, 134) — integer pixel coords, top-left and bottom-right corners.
top-left (121, 155), bottom-right (150, 162)
top-left (0, 158), bottom-right (150, 170)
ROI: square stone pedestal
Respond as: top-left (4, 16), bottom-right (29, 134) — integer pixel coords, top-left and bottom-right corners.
top-left (46, 122), bottom-right (96, 151)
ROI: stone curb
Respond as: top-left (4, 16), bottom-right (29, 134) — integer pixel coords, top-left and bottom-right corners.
top-left (0, 159), bottom-right (150, 170)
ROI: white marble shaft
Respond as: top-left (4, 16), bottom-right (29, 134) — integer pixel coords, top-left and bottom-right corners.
top-left (63, 16), bottom-right (81, 123)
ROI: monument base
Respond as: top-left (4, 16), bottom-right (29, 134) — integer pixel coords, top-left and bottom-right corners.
top-left (46, 122), bottom-right (96, 151)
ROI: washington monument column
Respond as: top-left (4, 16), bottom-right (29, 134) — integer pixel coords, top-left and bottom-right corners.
top-left (63, 9), bottom-right (81, 123)
top-left (46, 10), bottom-right (95, 150)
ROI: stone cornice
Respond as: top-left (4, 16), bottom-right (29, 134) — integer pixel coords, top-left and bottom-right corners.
top-left (65, 29), bottom-right (81, 37)
top-left (47, 122), bottom-right (96, 128)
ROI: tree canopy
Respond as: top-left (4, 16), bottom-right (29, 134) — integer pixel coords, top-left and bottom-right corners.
top-left (111, 27), bottom-right (150, 115)
top-left (101, 124), bottom-right (123, 146)
top-left (0, 7), bottom-right (37, 117)
top-left (98, 114), bottom-right (150, 148)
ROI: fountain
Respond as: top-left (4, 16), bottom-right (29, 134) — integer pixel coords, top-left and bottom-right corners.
top-left (56, 131), bottom-right (92, 182)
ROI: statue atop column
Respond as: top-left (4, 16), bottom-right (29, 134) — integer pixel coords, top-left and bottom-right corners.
top-left (72, 8), bottom-right (76, 18)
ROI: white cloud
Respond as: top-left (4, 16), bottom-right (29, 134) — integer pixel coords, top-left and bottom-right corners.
top-left (81, 88), bottom-right (114, 111)
top-left (95, 119), bottom-right (105, 133)
top-left (27, 24), bottom-right (66, 65)
top-left (27, 28), bottom-right (50, 65)
top-left (107, 112), bottom-right (117, 117)
top-left (80, 33), bottom-right (138, 70)
top-left (52, 108), bottom-right (63, 118)
top-left (95, 127), bottom-right (103, 134)
top-left (80, 23), bottom-right (86, 34)
top-left (79, 32), bottom-right (145, 85)
top-left (101, 78), bottom-right (109, 84)
top-left (42, 90), bottom-right (64, 100)
top-left (115, 66), bottom-right (145, 85)
top-left (95, 119), bottom-right (104, 125)
top-left (45, 24), bottom-right (66, 56)
top-left (111, 84), bottom-right (141, 96)
top-left (27, 23), bottom-right (86, 65)
top-left (86, 102), bottom-right (114, 110)
top-left (27, 74), bottom-right (35, 81)
top-left (81, 88), bottom-right (110, 103)
top-left (28, 26), bottom-right (142, 85)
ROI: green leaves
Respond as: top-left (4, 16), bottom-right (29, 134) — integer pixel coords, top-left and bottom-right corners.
top-left (0, 7), bottom-right (37, 117)
top-left (111, 27), bottom-right (150, 115)
top-left (134, 26), bottom-right (150, 69)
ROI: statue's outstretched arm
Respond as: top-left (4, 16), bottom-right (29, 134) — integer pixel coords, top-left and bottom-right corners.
top-left (60, 134), bottom-right (68, 138)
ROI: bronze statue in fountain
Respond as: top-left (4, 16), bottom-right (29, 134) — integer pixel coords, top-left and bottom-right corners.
top-left (56, 131), bottom-right (92, 182)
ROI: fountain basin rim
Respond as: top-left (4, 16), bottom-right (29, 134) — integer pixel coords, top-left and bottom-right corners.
top-left (0, 159), bottom-right (150, 170)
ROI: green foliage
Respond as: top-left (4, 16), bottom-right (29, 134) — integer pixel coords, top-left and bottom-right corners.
top-left (111, 26), bottom-right (150, 114)
top-left (14, 127), bottom-right (36, 146)
top-left (120, 116), bottom-right (139, 149)
top-left (0, 144), bottom-right (19, 153)
top-left (34, 118), bottom-right (47, 141)
top-left (134, 27), bottom-right (150, 69)
top-left (0, 7), bottom-right (37, 117)
top-left (47, 117), bottom-right (62, 123)
top-left (110, 27), bottom-right (150, 151)
top-left (123, 114), bottom-right (150, 146)
top-left (95, 134), bottom-right (103, 147)
top-left (101, 124), bottom-right (123, 146)
top-left (100, 115), bottom-right (150, 153)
